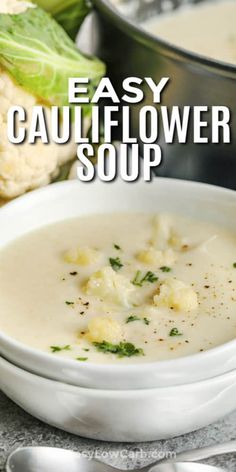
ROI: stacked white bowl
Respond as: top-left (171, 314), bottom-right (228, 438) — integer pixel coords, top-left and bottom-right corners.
top-left (0, 179), bottom-right (236, 442)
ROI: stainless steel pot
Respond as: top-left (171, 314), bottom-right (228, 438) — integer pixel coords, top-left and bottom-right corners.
top-left (87, 0), bottom-right (236, 189)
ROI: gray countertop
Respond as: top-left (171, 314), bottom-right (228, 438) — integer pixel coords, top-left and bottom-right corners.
top-left (0, 391), bottom-right (235, 472)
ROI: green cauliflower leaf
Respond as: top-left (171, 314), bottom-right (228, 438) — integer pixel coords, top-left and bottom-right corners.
top-left (0, 6), bottom-right (105, 108)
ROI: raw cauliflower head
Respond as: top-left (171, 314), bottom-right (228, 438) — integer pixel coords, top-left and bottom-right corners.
top-left (0, 0), bottom-right (35, 14)
top-left (0, 71), bottom-right (78, 199)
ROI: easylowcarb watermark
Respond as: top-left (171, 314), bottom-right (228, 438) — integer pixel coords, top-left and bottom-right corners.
top-left (79, 447), bottom-right (176, 462)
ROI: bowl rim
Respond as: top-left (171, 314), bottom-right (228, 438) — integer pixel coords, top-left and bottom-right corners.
top-left (93, 0), bottom-right (236, 77)
top-left (1, 353), bottom-right (236, 394)
top-left (1, 327), bottom-right (236, 375)
top-left (0, 177), bottom-right (236, 377)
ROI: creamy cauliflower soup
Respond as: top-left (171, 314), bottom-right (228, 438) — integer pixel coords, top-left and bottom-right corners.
top-left (0, 213), bottom-right (236, 363)
top-left (142, 0), bottom-right (236, 65)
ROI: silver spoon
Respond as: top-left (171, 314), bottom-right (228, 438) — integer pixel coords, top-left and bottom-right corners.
top-left (7, 444), bottom-right (233, 472)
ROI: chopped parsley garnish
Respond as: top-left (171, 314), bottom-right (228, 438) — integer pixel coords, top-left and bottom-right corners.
top-left (76, 357), bottom-right (88, 361)
top-left (114, 244), bottom-right (121, 250)
top-left (126, 315), bottom-right (140, 323)
top-left (50, 344), bottom-right (71, 353)
top-left (109, 257), bottom-right (123, 271)
top-left (83, 348), bottom-right (90, 352)
top-left (160, 266), bottom-right (171, 273)
top-left (132, 270), bottom-right (158, 286)
top-left (169, 328), bottom-right (183, 337)
top-left (233, 262), bottom-right (236, 268)
top-left (65, 301), bottom-right (74, 305)
top-left (126, 315), bottom-right (151, 325)
top-left (93, 341), bottom-right (144, 358)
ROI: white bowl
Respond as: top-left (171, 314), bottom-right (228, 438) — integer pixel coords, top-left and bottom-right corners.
top-left (0, 179), bottom-right (236, 390)
top-left (1, 355), bottom-right (236, 442)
